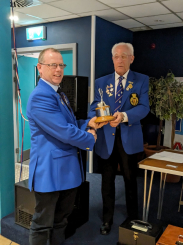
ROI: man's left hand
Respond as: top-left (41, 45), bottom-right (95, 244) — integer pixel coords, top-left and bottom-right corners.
top-left (110, 112), bottom-right (124, 127)
top-left (88, 116), bottom-right (108, 129)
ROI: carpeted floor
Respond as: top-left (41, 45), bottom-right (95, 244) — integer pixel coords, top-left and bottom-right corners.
top-left (1, 170), bottom-right (183, 245)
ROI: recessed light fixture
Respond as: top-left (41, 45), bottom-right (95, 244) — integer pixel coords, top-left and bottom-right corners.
top-left (9, 15), bottom-right (19, 21)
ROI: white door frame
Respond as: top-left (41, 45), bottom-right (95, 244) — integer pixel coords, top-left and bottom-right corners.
top-left (12, 43), bottom-right (77, 163)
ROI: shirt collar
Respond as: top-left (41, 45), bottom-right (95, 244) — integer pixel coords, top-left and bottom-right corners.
top-left (41, 78), bottom-right (59, 92)
top-left (115, 70), bottom-right (130, 81)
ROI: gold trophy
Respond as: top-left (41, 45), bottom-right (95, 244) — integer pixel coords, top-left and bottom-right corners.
top-left (95, 88), bottom-right (115, 123)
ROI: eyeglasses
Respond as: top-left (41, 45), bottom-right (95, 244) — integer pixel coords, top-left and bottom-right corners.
top-left (113, 54), bottom-right (132, 60)
top-left (40, 63), bottom-right (67, 69)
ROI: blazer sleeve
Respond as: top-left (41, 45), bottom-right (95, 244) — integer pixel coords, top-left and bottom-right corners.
top-left (29, 92), bottom-right (95, 151)
top-left (126, 76), bottom-right (150, 125)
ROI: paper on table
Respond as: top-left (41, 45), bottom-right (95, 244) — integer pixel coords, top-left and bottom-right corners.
top-left (148, 151), bottom-right (183, 163)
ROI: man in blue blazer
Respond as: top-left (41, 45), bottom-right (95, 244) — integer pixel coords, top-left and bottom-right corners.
top-left (88, 42), bottom-right (149, 235)
top-left (27, 48), bottom-right (101, 245)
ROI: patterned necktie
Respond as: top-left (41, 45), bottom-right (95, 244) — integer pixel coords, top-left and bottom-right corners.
top-left (114, 76), bottom-right (124, 112)
top-left (57, 87), bottom-right (73, 113)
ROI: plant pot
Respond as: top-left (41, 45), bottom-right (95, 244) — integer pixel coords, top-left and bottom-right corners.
top-left (144, 145), bottom-right (181, 183)
top-left (162, 173), bottom-right (181, 183)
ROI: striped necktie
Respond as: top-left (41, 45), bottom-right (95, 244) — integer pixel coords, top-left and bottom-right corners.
top-left (57, 87), bottom-right (73, 113)
top-left (114, 76), bottom-right (124, 112)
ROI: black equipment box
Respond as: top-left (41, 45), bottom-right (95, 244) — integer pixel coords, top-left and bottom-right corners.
top-left (60, 75), bottom-right (88, 120)
top-left (118, 219), bottom-right (163, 245)
top-left (15, 179), bottom-right (89, 232)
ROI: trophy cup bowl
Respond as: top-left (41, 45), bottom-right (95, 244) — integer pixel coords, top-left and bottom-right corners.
top-left (95, 88), bottom-right (115, 123)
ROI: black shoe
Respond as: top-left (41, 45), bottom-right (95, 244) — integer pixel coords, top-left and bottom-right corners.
top-left (100, 222), bottom-right (111, 235)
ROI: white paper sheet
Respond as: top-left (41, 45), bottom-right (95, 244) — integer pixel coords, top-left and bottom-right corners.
top-left (148, 151), bottom-right (183, 163)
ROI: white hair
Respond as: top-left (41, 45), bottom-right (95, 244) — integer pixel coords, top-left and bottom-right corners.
top-left (111, 42), bottom-right (134, 56)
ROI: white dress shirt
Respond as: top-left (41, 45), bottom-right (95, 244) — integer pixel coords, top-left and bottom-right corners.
top-left (114, 70), bottom-right (129, 122)
top-left (41, 78), bottom-right (58, 92)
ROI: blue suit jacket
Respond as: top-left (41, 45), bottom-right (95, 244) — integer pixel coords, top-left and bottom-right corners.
top-left (27, 79), bottom-right (95, 192)
top-left (88, 70), bottom-right (149, 159)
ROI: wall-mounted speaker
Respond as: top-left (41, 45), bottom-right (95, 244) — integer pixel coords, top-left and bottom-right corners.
top-left (60, 75), bottom-right (89, 177)
top-left (59, 75), bottom-right (89, 120)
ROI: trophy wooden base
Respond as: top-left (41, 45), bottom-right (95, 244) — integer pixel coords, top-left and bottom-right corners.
top-left (95, 115), bottom-right (115, 123)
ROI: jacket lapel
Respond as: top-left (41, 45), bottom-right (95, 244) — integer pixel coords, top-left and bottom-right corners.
top-left (38, 80), bottom-right (75, 123)
top-left (121, 70), bottom-right (135, 108)
top-left (56, 94), bottom-right (76, 123)
top-left (104, 73), bottom-right (115, 113)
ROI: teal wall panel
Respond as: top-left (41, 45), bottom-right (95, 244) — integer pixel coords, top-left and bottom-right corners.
top-left (18, 55), bottom-right (38, 152)
top-left (61, 50), bottom-right (73, 75)
top-left (0, 0), bottom-right (14, 230)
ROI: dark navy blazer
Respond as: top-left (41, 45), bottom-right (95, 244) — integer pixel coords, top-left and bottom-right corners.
top-left (88, 70), bottom-right (150, 159)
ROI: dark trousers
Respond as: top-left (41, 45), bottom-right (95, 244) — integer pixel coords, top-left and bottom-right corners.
top-left (100, 127), bottom-right (138, 224)
top-left (29, 187), bottom-right (78, 245)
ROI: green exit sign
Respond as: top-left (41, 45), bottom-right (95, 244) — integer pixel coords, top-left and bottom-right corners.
top-left (26, 26), bottom-right (46, 40)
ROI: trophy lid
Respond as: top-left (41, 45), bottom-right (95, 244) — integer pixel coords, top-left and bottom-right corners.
top-left (97, 101), bottom-right (107, 107)
top-left (97, 88), bottom-right (107, 107)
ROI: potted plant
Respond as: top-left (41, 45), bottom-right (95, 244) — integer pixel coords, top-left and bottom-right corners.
top-left (144, 71), bottom-right (183, 182)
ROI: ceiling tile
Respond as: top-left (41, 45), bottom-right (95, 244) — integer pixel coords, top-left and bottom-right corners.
top-left (113, 19), bottom-right (144, 29)
top-left (40, 0), bottom-right (59, 2)
top-left (50, 0), bottom-right (109, 14)
top-left (177, 12), bottom-right (183, 18)
top-left (162, 0), bottom-right (183, 13)
top-left (117, 2), bottom-right (170, 18)
top-left (150, 22), bottom-right (183, 29)
top-left (11, 11), bottom-right (46, 26)
top-left (45, 15), bottom-right (79, 21)
top-left (136, 14), bottom-right (182, 26)
top-left (11, 23), bottom-right (23, 28)
top-left (15, 4), bottom-right (71, 18)
top-left (79, 9), bottom-right (128, 21)
top-left (98, 0), bottom-right (156, 8)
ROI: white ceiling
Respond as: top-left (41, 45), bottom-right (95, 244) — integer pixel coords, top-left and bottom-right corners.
top-left (11, 0), bottom-right (183, 31)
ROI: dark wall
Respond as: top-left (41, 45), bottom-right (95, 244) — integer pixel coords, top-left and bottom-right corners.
top-left (95, 17), bottom-right (133, 79)
top-left (132, 27), bottom-right (183, 78)
top-left (13, 17), bottom-right (92, 82)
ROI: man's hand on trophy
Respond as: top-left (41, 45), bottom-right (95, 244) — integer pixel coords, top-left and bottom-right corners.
top-left (88, 117), bottom-right (108, 129)
top-left (110, 112), bottom-right (124, 127)
top-left (88, 128), bottom-right (97, 142)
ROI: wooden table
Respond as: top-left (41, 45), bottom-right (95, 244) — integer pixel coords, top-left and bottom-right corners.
top-left (138, 149), bottom-right (183, 222)
top-left (0, 235), bottom-right (19, 245)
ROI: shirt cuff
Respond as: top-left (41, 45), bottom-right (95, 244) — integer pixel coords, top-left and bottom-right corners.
top-left (121, 112), bottom-right (128, 123)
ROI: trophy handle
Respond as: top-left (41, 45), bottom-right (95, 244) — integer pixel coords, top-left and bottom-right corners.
top-left (98, 88), bottom-right (103, 102)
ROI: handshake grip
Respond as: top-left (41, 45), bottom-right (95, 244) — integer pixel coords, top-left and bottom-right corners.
top-left (87, 128), bottom-right (97, 142)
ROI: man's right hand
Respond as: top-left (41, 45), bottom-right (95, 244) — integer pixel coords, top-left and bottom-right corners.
top-left (87, 128), bottom-right (97, 142)
top-left (88, 116), bottom-right (108, 130)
